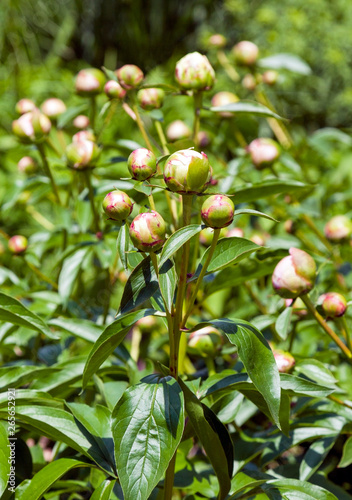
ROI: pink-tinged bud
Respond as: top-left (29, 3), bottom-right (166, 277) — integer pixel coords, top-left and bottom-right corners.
top-left (15, 98), bottom-right (36, 115)
top-left (129, 211), bottom-right (166, 252)
top-left (247, 138), bottom-right (280, 168)
top-left (201, 195), bottom-right (234, 229)
top-left (127, 148), bottom-right (157, 181)
top-left (72, 130), bottom-right (96, 143)
top-left (272, 248), bottom-right (316, 299)
top-left (250, 233), bottom-right (267, 246)
top-left (324, 215), bottom-right (352, 241)
top-left (285, 297), bottom-right (307, 317)
top-left (317, 292), bottom-right (347, 318)
top-left (66, 140), bottom-right (101, 170)
top-left (116, 64), bottom-right (144, 90)
top-left (17, 156), bottom-right (37, 174)
top-left (75, 68), bottom-right (105, 96)
top-left (41, 98), bottom-right (66, 119)
top-left (211, 91), bottom-right (239, 118)
top-left (207, 34), bottom-right (227, 49)
top-left (175, 52), bottom-right (215, 91)
top-left (8, 235), bottom-right (28, 254)
top-left (199, 227), bottom-right (227, 246)
top-left (233, 41), bottom-right (259, 66)
top-left (273, 350), bottom-right (295, 373)
top-left (137, 88), bottom-right (165, 110)
top-left (242, 73), bottom-right (257, 91)
top-left (102, 190), bottom-right (133, 221)
top-left (73, 115), bottom-right (90, 129)
top-left (12, 111), bottom-right (51, 143)
top-left (166, 120), bottom-right (192, 142)
top-left (284, 219), bottom-right (296, 235)
top-left (104, 80), bottom-right (127, 100)
top-left (262, 70), bottom-right (279, 86)
top-left (188, 327), bottom-right (222, 358)
top-left (135, 316), bottom-right (157, 333)
top-left (227, 227), bottom-right (244, 238)
top-left (164, 149), bottom-right (211, 194)
top-left (197, 131), bottom-right (211, 148)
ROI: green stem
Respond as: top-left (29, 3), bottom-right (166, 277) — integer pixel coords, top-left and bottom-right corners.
top-left (193, 91), bottom-right (203, 144)
top-left (25, 259), bottom-right (58, 290)
top-left (148, 194), bottom-right (156, 211)
top-left (216, 50), bottom-right (240, 82)
top-left (84, 170), bottom-right (100, 233)
top-left (98, 99), bottom-right (118, 140)
top-left (90, 96), bottom-right (97, 131)
top-left (150, 252), bottom-right (174, 346)
top-left (154, 120), bottom-right (170, 154)
top-left (103, 269), bottom-right (111, 325)
top-left (339, 316), bottom-right (352, 352)
top-left (132, 103), bottom-right (153, 151)
top-left (301, 214), bottom-right (338, 258)
top-left (37, 143), bottom-right (62, 205)
top-left (301, 295), bottom-right (352, 360)
top-left (163, 453), bottom-right (177, 500)
top-left (255, 89), bottom-right (293, 148)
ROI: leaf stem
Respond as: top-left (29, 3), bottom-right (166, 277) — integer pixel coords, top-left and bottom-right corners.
top-left (84, 170), bottom-right (100, 233)
top-left (193, 91), bottom-right (203, 144)
top-left (37, 142), bottom-right (62, 205)
top-left (132, 103), bottom-right (153, 151)
top-left (154, 120), bottom-right (170, 154)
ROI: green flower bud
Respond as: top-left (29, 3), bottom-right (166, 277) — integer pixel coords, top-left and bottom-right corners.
top-left (41, 98), bottom-right (66, 119)
top-left (211, 91), bottom-right (239, 118)
top-left (15, 98), bottom-right (36, 115)
top-left (116, 64), bottom-right (144, 89)
top-left (127, 148), bottom-right (157, 181)
top-left (104, 80), bottom-right (127, 100)
top-left (247, 138), bottom-right (280, 168)
top-left (272, 248), bottom-right (316, 299)
top-left (324, 215), bottom-right (352, 241)
top-left (242, 73), bottom-right (257, 91)
top-left (273, 349), bottom-right (295, 373)
top-left (137, 88), bottom-right (165, 110)
top-left (285, 297), bottom-right (307, 317)
top-left (233, 41), bottom-right (259, 66)
top-left (73, 115), bottom-right (90, 129)
top-left (207, 34), bottom-right (227, 49)
top-left (262, 70), bottom-right (279, 86)
top-left (129, 210), bottom-right (166, 252)
top-left (12, 110), bottom-right (51, 143)
top-left (166, 120), bottom-right (192, 142)
top-left (75, 68), bottom-right (105, 96)
top-left (317, 292), bottom-right (347, 318)
top-left (164, 149), bottom-right (211, 194)
top-left (201, 195), bottom-right (234, 229)
top-left (102, 190), bottom-right (133, 221)
top-left (17, 156), bottom-right (37, 175)
top-left (188, 327), bottom-right (222, 358)
top-left (175, 52), bottom-right (215, 91)
top-left (66, 140), bottom-right (101, 170)
top-left (8, 235), bottom-right (28, 254)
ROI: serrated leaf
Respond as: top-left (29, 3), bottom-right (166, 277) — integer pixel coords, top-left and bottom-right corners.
top-left (299, 436), bottom-right (337, 481)
top-left (275, 306), bottom-right (293, 340)
top-left (159, 224), bottom-right (203, 267)
top-left (112, 374), bottom-right (184, 500)
top-left (209, 100), bottom-right (285, 120)
top-left (58, 247), bottom-right (91, 306)
top-left (338, 436), bottom-right (352, 468)
top-left (117, 222), bottom-right (129, 271)
top-left (230, 179), bottom-right (311, 204)
top-left (158, 259), bottom-right (176, 313)
top-left (0, 424), bottom-right (10, 497)
top-left (258, 53), bottom-right (312, 74)
top-left (234, 209), bottom-right (278, 223)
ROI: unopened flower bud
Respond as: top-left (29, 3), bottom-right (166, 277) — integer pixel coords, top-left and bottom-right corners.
top-left (324, 215), bottom-right (352, 241)
top-left (317, 292), bottom-right (347, 318)
top-left (104, 80), bottom-right (127, 100)
top-left (285, 297), bottom-right (307, 317)
top-left (250, 232), bottom-right (267, 246)
top-left (127, 148), bottom-right (157, 181)
top-left (17, 156), bottom-right (37, 174)
top-left (273, 349), bottom-right (295, 373)
top-left (129, 211), bottom-right (166, 252)
top-left (284, 219), bottom-right (296, 235)
top-left (116, 64), bottom-right (144, 89)
top-left (188, 327), bottom-right (222, 358)
top-left (102, 190), bottom-right (133, 221)
top-left (233, 41), bottom-right (259, 66)
top-left (73, 130), bottom-right (96, 143)
top-left (166, 120), bottom-right (192, 142)
top-left (66, 140), bottom-right (101, 170)
top-left (137, 88), bottom-right (165, 110)
top-left (12, 111), bottom-right (51, 143)
top-left (73, 115), bottom-right (90, 129)
top-left (75, 68), bottom-right (105, 96)
top-left (41, 98), bottom-right (66, 119)
top-left (227, 227), bottom-right (244, 238)
top-left (272, 248), bottom-right (316, 299)
top-left (247, 138), bottom-right (280, 168)
top-left (201, 195), bottom-right (234, 229)
top-left (242, 73), bottom-right (257, 91)
top-left (211, 91), bottom-right (239, 118)
top-left (197, 131), bottom-right (211, 148)
top-left (8, 235), bottom-right (28, 254)
top-left (16, 99), bottom-right (36, 115)
top-left (175, 52), bottom-right (215, 91)
top-left (164, 149), bottom-right (211, 194)
top-left (262, 70), bottom-right (279, 86)
top-left (207, 34), bottom-right (227, 49)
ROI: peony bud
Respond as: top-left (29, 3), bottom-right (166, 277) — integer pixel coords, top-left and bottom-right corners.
top-left (116, 64), bottom-right (144, 89)
top-left (137, 88), bottom-right (165, 110)
top-left (73, 115), bottom-right (90, 129)
top-left (127, 148), bottom-right (157, 181)
top-left (211, 91), bottom-right (239, 118)
top-left (72, 130), bottom-right (96, 143)
top-left (166, 120), bottom-right (192, 142)
top-left (102, 190), bottom-right (133, 221)
top-left (201, 195), bottom-right (234, 229)
top-left (324, 215), bottom-right (352, 241)
top-left (197, 131), bottom-right (211, 148)
top-left (285, 297), bottom-right (307, 317)
top-left (233, 41), bottom-right (259, 66)
top-left (104, 80), bottom-right (127, 100)
top-left (273, 350), bottom-right (295, 373)
top-left (247, 138), bottom-right (280, 168)
top-left (12, 110), bottom-right (51, 143)
top-left (317, 292), bottom-right (347, 318)
top-left (250, 233), bottom-right (267, 246)
top-left (41, 98), bottom-right (66, 119)
top-left (175, 52), bottom-right (215, 91)
top-left (16, 98), bottom-right (36, 115)
top-left (227, 227), bottom-right (244, 238)
top-left (8, 235), bottom-right (28, 254)
top-left (272, 248), bottom-right (316, 299)
top-left (66, 140), bottom-right (101, 170)
top-left (242, 73), bottom-right (257, 91)
top-left (129, 211), bottom-right (166, 252)
top-left (164, 149), bottom-right (211, 194)
top-left (188, 327), bottom-right (222, 358)
top-left (17, 156), bottom-right (37, 174)
top-left (207, 34), bottom-right (227, 49)
top-left (75, 68), bottom-right (105, 96)
top-left (262, 70), bottom-right (279, 86)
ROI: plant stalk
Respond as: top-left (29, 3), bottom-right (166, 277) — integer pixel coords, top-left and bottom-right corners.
top-left (84, 170), bottom-right (100, 233)
top-left (132, 103), bottom-right (153, 151)
top-left (193, 91), bottom-right (203, 144)
top-left (37, 143), bottom-right (62, 205)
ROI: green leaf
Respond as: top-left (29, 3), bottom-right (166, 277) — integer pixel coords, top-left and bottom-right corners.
top-left (117, 222), bottom-right (129, 271)
top-left (16, 458), bottom-right (94, 500)
top-left (0, 292), bottom-right (57, 339)
top-left (178, 377), bottom-right (233, 500)
top-left (0, 389), bottom-right (62, 410)
top-left (230, 179), bottom-right (311, 204)
top-left (119, 257), bottom-right (159, 315)
top-left (299, 436), bottom-right (337, 481)
top-left (265, 478), bottom-right (337, 500)
top-left (275, 306), bottom-right (292, 340)
top-left (280, 374), bottom-right (334, 398)
top-left (48, 317), bottom-right (102, 343)
top-left (0, 424), bottom-right (10, 497)
top-left (58, 247), bottom-right (91, 306)
top-left (234, 209), bottom-right (278, 223)
top-left (209, 100), bottom-right (285, 120)
top-left (140, 83), bottom-right (178, 91)
top-left (82, 309), bottom-right (157, 389)
top-left (158, 259), bottom-right (176, 313)
top-left (295, 359), bottom-right (338, 387)
top-left (0, 366), bottom-right (46, 391)
top-left (338, 436), bottom-right (352, 468)
top-left (159, 224), bottom-right (203, 267)
top-left (112, 374), bottom-right (184, 500)
top-left (90, 479), bottom-right (116, 500)
top-left (190, 318), bottom-right (281, 429)
top-left (258, 53), bottom-right (312, 74)
top-left (230, 471), bottom-right (267, 498)
top-left (56, 104), bottom-right (88, 129)
top-left (102, 66), bottom-right (118, 81)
